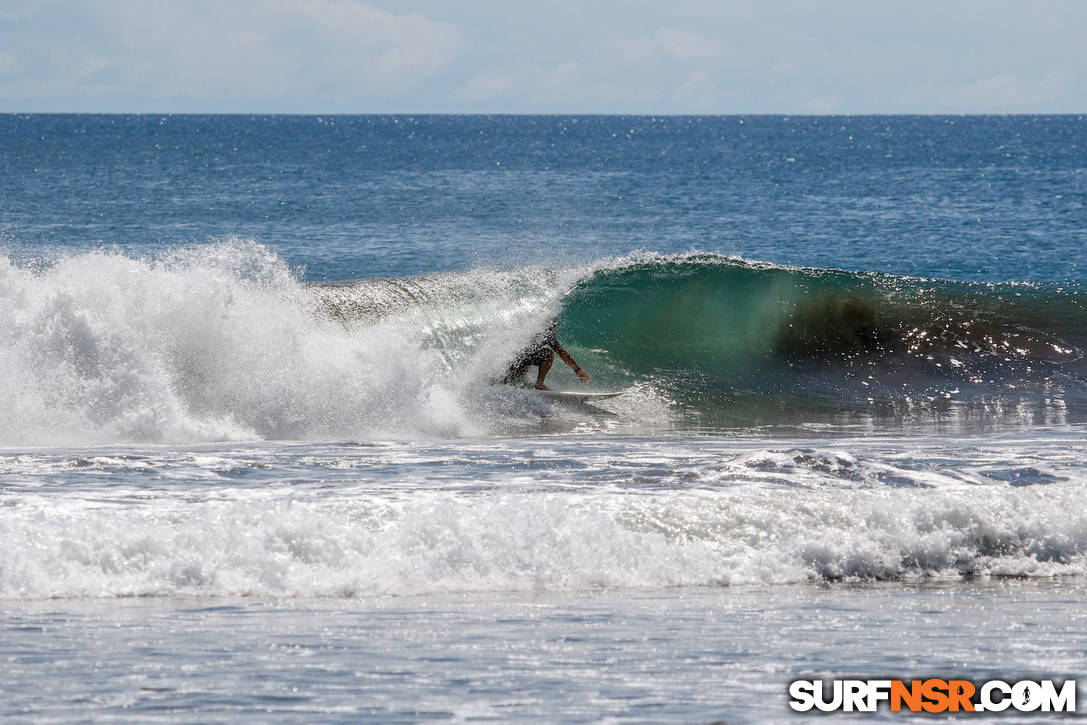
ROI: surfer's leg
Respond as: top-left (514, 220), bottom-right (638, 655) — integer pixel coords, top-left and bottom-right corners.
top-left (534, 350), bottom-right (555, 390)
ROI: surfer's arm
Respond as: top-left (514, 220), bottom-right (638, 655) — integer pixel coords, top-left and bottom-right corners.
top-left (552, 343), bottom-right (590, 383)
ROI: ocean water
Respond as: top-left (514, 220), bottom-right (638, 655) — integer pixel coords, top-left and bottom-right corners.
top-left (1, 115), bottom-right (1085, 722)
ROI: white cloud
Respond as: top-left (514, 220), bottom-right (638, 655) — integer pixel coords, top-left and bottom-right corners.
top-left (673, 69), bottom-right (717, 107)
top-left (539, 61), bottom-right (579, 95)
top-left (656, 28), bottom-right (725, 64)
top-left (0, 0), bottom-right (461, 108)
top-left (949, 71), bottom-right (1077, 112)
top-left (454, 26), bottom-right (730, 111)
top-left (455, 68), bottom-right (521, 102)
top-left (294, 1), bottom-right (462, 94)
top-left (109, 0), bottom-right (461, 100)
top-left (607, 27), bottom-right (725, 66)
top-left (455, 62), bottom-right (585, 106)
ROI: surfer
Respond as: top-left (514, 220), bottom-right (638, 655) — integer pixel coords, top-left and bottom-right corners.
top-left (502, 320), bottom-right (590, 390)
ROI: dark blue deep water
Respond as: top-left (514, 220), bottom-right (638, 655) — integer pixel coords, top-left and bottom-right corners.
top-left (3, 114), bottom-right (1084, 281)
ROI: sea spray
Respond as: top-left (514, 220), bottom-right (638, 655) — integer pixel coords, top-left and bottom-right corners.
top-left (0, 242), bottom-right (536, 444)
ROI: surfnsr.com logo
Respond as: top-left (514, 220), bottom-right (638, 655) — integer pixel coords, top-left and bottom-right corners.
top-left (789, 678), bottom-right (1077, 714)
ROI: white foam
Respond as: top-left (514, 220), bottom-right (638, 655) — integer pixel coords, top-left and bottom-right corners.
top-left (2, 482), bottom-right (1084, 600)
top-left (0, 242), bottom-right (598, 445)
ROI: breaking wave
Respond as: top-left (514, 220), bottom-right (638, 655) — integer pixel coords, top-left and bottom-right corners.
top-left (1, 243), bottom-right (1084, 444)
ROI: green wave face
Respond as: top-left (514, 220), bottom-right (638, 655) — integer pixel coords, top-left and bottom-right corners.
top-left (558, 256), bottom-right (1087, 423)
top-left (560, 256), bottom-right (860, 377)
top-left (314, 254), bottom-right (1086, 429)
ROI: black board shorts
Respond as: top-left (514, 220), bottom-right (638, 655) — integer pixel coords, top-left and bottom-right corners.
top-left (504, 324), bottom-right (560, 379)
top-left (511, 344), bottom-right (553, 369)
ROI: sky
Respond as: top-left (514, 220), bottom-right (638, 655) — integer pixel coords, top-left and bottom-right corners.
top-left (1, 0), bottom-right (1086, 114)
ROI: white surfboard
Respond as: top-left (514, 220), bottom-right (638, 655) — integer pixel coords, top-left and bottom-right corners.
top-left (535, 389), bottom-right (625, 401)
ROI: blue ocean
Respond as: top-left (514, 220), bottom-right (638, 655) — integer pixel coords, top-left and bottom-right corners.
top-left (1, 114), bottom-right (1085, 722)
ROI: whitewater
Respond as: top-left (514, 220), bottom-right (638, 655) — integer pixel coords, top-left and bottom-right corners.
top-left (2, 114), bottom-right (1086, 722)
